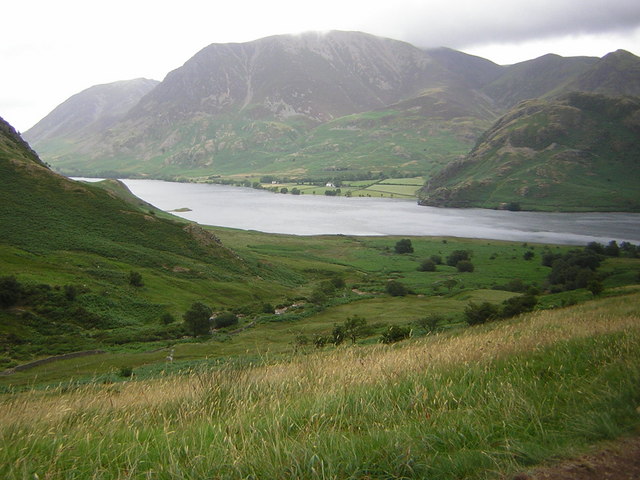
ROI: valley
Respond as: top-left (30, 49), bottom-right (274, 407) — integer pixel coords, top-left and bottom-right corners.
top-left (1, 28), bottom-right (640, 479)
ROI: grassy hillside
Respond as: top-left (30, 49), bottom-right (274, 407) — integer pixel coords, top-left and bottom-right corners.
top-left (41, 102), bottom-right (490, 181)
top-left (1, 293), bottom-right (639, 479)
top-left (418, 93), bottom-right (640, 211)
top-left (0, 117), bottom-right (325, 366)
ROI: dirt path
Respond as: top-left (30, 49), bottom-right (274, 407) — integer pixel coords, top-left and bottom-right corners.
top-left (509, 435), bottom-right (640, 480)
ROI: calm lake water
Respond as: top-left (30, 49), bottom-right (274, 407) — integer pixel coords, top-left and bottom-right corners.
top-left (82, 178), bottom-right (640, 245)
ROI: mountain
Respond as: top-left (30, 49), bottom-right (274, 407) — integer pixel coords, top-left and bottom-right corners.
top-left (25, 78), bottom-right (159, 145)
top-left (417, 93), bottom-right (640, 211)
top-left (24, 32), bottom-right (640, 188)
top-left (559, 49), bottom-right (640, 97)
top-left (25, 31), bottom-right (501, 178)
top-left (481, 54), bottom-right (598, 108)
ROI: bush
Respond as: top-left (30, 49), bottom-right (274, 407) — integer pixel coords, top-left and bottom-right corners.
top-left (386, 280), bottom-right (409, 297)
top-left (213, 312), bottom-right (239, 329)
top-left (456, 260), bottom-right (474, 272)
top-left (0, 276), bottom-right (21, 308)
top-left (523, 250), bottom-right (535, 261)
top-left (417, 314), bottom-right (444, 333)
top-left (464, 302), bottom-right (500, 326)
top-left (430, 255), bottom-right (443, 265)
top-left (118, 366), bottom-right (133, 378)
top-left (501, 294), bottom-right (537, 318)
top-left (446, 250), bottom-right (471, 266)
top-left (418, 259), bottom-right (436, 272)
top-left (128, 271), bottom-right (143, 287)
top-left (394, 239), bottom-right (414, 254)
top-left (381, 325), bottom-right (411, 344)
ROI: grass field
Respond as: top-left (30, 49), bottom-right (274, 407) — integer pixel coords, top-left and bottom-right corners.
top-left (1, 293), bottom-right (638, 479)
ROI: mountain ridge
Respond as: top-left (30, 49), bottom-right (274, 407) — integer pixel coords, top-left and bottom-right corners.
top-left (23, 31), bottom-right (640, 206)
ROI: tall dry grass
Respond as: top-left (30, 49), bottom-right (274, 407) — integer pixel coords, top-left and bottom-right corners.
top-left (1, 293), bottom-right (639, 479)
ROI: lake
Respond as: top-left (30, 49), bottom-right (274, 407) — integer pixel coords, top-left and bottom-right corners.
top-left (98, 179), bottom-right (640, 245)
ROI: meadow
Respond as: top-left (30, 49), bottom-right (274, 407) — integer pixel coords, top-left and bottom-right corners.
top-left (1, 293), bottom-right (639, 479)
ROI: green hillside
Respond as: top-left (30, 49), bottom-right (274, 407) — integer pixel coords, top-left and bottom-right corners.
top-left (418, 93), bottom-right (640, 211)
top-left (0, 116), bottom-right (317, 365)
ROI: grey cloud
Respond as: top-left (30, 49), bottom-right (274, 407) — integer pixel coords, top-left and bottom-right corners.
top-left (385, 0), bottom-right (640, 48)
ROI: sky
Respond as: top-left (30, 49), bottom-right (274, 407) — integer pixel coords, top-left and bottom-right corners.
top-left (2, 0), bottom-right (640, 132)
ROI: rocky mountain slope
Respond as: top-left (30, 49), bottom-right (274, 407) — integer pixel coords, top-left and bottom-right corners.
top-left (418, 92), bottom-right (640, 211)
top-left (25, 78), bottom-right (158, 144)
top-left (23, 32), bottom-right (640, 196)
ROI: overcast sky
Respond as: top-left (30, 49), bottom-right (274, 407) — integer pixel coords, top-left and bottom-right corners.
top-left (2, 0), bottom-right (639, 132)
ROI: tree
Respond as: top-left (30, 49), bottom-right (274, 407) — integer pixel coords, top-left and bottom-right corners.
top-left (523, 250), bottom-right (535, 261)
top-left (443, 278), bottom-right (457, 292)
top-left (343, 315), bottom-right (368, 344)
top-left (183, 302), bottom-right (212, 337)
top-left (332, 324), bottom-right (346, 345)
top-left (128, 271), bottom-right (143, 287)
top-left (446, 250), bottom-right (471, 266)
top-left (394, 239), bottom-right (414, 254)
top-left (587, 280), bottom-right (604, 296)
top-left (604, 240), bottom-right (620, 257)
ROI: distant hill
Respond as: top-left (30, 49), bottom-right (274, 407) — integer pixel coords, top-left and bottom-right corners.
top-left (417, 93), bottom-right (640, 211)
top-left (25, 78), bottom-right (159, 145)
top-left (23, 32), bottom-right (640, 198)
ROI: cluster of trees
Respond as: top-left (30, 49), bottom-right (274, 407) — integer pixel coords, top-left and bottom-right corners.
top-left (182, 302), bottom-right (239, 337)
top-left (446, 250), bottom-right (475, 272)
top-left (308, 275), bottom-right (347, 305)
top-left (464, 294), bottom-right (538, 326)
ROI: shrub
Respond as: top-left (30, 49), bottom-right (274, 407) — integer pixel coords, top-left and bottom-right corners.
top-left (430, 255), bottom-right (443, 265)
top-left (446, 250), bottom-right (471, 266)
top-left (523, 250), bottom-right (535, 261)
top-left (418, 259), bottom-right (436, 272)
top-left (381, 325), bottom-right (411, 344)
top-left (0, 276), bottom-right (21, 308)
top-left (160, 313), bottom-right (175, 325)
top-left (128, 271), bottom-right (143, 287)
top-left (587, 280), bottom-right (604, 296)
top-left (118, 366), bottom-right (133, 378)
top-left (214, 312), bottom-right (238, 329)
top-left (456, 260), bottom-right (475, 272)
top-left (501, 294), bottom-right (537, 318)
top-left (262, 303), bottom-right (275, 314)
top-left (394, 239), bottom-right (414, 254)
top-left (417, 314), bottom-right (444, 333)
top-left (386, 280), bottom-right (409, 297)
top-left (464, 301), bottom-right (500, 326)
